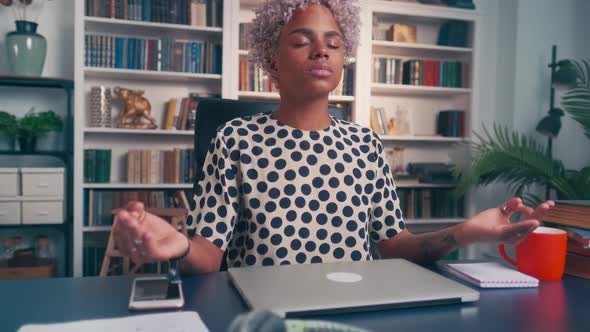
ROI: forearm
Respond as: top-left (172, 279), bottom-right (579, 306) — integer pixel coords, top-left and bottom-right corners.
top-left (180, 235), bottom-right (224, 274)
top-left (377, 225), bottom-right (465, 265)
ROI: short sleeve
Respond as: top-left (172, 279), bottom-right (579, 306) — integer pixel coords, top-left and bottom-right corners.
top-left (186, 130), bottom-right (241, 251)
top-left (369, 136), bottom-right (406, 243)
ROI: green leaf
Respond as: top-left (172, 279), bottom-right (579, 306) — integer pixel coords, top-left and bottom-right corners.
top-left (562, 60), bottom-right (590, 139)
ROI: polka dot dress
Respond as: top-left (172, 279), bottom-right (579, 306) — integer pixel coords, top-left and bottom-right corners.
top-left (186, 113), bottom-right (405, 268)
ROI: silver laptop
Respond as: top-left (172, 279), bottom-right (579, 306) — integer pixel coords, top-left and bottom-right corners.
top-left (228, 259), bottom-right (479, 317)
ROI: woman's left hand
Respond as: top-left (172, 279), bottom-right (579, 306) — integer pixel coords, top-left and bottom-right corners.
top-left (456, 198), bottom-right (555, 245)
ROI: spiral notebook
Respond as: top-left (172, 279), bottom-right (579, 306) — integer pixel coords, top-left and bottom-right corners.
top-left (443, 262), bottom-right (539, 288)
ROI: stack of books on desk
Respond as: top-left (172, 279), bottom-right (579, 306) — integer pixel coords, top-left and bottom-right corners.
top-left (543, 200), bottom-right (590, 279)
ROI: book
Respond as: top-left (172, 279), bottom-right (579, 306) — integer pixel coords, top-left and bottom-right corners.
top-left (543, 200), bottom-right (590, 229)
top-left (443, 262), bottom-right (539, 288)
top-left (565, 252), bottom-right (590, 279)
top-left (564, 226), bottom-right (590, 248)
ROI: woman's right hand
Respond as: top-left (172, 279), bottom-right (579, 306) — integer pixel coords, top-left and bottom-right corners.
top-left (112, 201), bottom-right (189, 265)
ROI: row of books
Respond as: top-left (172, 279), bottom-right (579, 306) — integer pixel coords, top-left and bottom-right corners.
top-left (83, 189), bottom-right (190, 226)
top-left (330, 65), bottom-right (355, 97)
top-left (238, 59), bottom-right (355, 96)
top-left (83, 244), bottom-right (106, 277)
top-left (127, 149), bottom-right (195, 184)
top-left (397, 188), bottom-right (465, 219)
top-left (84, 149), bottom-right (112, 183)
top-left (85, 34), bottom-right (222, 74)
top-left (373, 57), bottom-right (468, 88)
top-left (85, 0), bottom-right (223, 27)
top-left (163, 92), bottom-right (218, 130)
top-left (238, 23), bottom-right (254, 51)
top-left (238, 59), bottom-right (278, 93)
top-left (543, 200), bottom-right (590, 279)
top-left (436, 110), bottom-right (466, 138)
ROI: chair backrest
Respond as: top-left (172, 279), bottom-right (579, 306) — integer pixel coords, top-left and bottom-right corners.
top-left (192, 98), bottom-right (346, 270)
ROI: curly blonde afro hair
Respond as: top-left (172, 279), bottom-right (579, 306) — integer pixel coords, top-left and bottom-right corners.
top-left (248, 0), bottom-right (360, 74)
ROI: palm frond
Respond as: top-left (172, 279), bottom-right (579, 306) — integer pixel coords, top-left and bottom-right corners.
top-left (454, 124), bottom-right (568, 195)
top-left (562, 59), bottom-right (590, 139)
top-left (562, 167), bottom-right (590, 199)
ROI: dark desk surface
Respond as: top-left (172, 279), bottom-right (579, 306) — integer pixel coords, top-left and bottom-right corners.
top-left (2, 270), bottom-right (590, 332)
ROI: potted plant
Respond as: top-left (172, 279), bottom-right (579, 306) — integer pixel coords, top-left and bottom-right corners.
top-left (0, 111), bottom-right (18, 151)
top-left (17, 110), bottom-right (63, 152)
top-left (0, 0), bottom-right (54, 76)
top-left (454, 57), bottom-right (590, 205)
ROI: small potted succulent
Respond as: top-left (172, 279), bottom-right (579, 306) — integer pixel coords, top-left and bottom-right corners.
top-left (16, 109), bottom-right (63, 152)
top-left (0, 111), bottom-right (18, 150)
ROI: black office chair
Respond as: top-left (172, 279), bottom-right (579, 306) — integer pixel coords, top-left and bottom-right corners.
top-left (191, 98), bottom-right (346, 271)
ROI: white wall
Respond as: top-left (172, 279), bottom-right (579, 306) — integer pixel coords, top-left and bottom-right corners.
top-left (513, 0), bottom-right (590, 171)
top-left (472, 0), bottom-right (589, 209)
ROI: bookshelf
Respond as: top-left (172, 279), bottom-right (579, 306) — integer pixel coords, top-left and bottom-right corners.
top-left (352, 1), bottom-right (479, 238)
top-left (73, 0), bottom-right (230, 277)
top-left (73, 0), bottom-right (481, 276)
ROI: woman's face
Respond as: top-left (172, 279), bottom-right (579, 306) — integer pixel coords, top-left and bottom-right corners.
top-left (272, 4), bottom-right (346, 99)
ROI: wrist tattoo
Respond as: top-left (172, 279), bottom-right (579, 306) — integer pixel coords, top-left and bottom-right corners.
top-left (419, 231), bottom-right (458, 263)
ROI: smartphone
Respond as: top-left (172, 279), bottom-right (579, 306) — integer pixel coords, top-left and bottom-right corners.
top-left (128, 276), bottom-right (184, 310)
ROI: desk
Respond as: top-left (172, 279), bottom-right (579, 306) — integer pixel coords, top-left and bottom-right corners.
top-left (1, 271), bottom-right (590, 332)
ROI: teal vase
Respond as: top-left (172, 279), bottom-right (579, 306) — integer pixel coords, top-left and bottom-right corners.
top-left (5, 21), bottom-right (47, 76)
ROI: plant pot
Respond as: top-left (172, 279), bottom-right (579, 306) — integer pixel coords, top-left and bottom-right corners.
top-left (5, 21), bottom-right (47, 76)
top-left (18, 137), bottom-right (37, 153)
top-left (8, 137), bottom-right (16, 151)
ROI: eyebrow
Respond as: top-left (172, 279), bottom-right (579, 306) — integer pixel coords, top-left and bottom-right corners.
top-left (288, 28), bottom-right (342, 39)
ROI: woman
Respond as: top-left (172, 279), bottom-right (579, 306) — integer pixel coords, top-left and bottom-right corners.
top-left (113, 0), bottom-right (554, 273)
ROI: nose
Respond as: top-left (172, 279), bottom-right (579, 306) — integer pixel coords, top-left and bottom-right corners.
top-left (310, 42), bottom-right (329, 59)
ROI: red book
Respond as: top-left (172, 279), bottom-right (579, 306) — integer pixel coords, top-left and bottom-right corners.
top-left (434, 61), bottom-right (441, 86)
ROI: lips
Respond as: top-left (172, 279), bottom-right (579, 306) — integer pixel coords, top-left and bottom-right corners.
top-left (306, 63), bottom-right (333, 78)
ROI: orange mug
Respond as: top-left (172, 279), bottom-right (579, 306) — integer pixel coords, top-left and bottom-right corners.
top-left (498, 226), bottom-right (567, 281)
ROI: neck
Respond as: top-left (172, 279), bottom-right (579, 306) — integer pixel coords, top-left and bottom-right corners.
top-left (274, 93), bottom-right (332, 131)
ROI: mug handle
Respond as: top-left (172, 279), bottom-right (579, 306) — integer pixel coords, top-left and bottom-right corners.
top-left (498, 244), bottom-right (518, 266)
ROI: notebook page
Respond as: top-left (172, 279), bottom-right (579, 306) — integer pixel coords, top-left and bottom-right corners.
top-left (17, 311), bottom-right (209, 332)
top-left (445, 262), bottom-right (539, 288)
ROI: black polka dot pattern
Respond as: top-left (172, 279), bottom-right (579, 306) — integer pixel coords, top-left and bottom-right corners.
top-left (188, 113), bottom-right (404, 268)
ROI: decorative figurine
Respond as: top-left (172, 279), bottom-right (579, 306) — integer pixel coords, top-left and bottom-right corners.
top-left (113, 86), bottom-right (158, 129)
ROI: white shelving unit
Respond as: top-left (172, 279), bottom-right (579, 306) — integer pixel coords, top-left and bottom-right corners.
top-left (73, 0), bottom-right (232, 277)
top-left (72, 0), bottom-right (481, 275)
top-left (354, 1), bottom-right (480, 246)
top-left (82, 183), bottom-right (194, 189)
top-left (84, 128), bottom-right (194, 136)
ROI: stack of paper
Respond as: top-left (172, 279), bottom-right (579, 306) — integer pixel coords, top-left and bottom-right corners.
top-left (18, 311), bottom-right (209, 332)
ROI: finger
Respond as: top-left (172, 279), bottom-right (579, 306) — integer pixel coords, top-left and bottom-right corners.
top-left (141, 232), bottom-right (159, 262)
top-left (504, 197), bottom-right (522, 209)
top-left (499, 219), bottom-right (540, 242)
top-left (126, 200), bottom-right (145, 212)
top-left (500, 198), bottom-right (529, 218)
top-left (125, 201), bottom-right (145, 222)
top-left (531, 200), bottom-right (555, 220)
top-left (112, 218), bottom-right (130, 256)
top-left (115, 210), bottom-right (145, 257)
top-left (112, 214), bottom-right (136, 256)
top-left (128, 229), bottom-right (147, 265)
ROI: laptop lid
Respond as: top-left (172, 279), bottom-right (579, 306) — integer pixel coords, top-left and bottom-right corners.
top-left (228, 259), bottom-right (479, 318)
